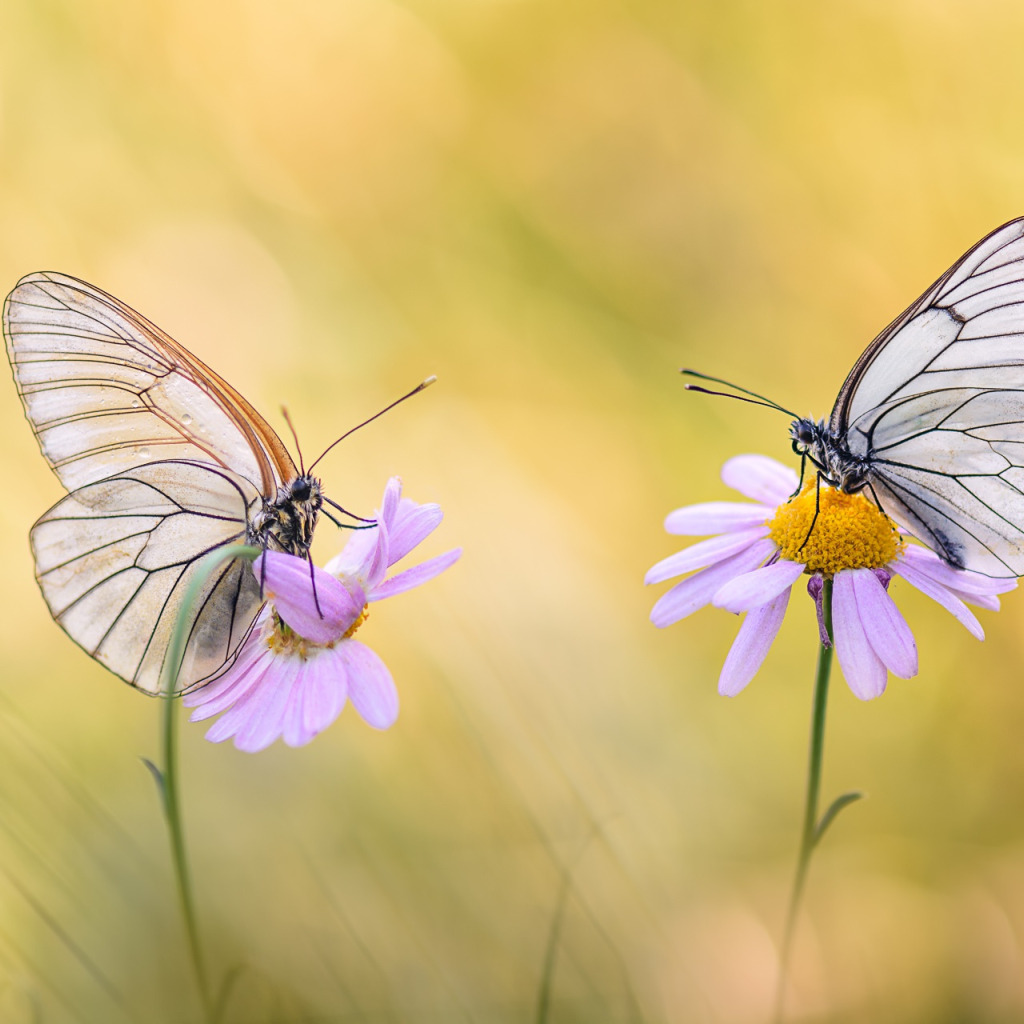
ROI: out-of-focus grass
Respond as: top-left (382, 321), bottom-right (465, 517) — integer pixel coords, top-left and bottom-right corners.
top-left (4, 0), bottom-right (1024, 1020)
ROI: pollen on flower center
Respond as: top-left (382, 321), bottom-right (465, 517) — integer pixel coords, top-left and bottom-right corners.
top-left (767, 484), bottom-right (903, 576)
top-left (343, 605), bottom-right (369, 639)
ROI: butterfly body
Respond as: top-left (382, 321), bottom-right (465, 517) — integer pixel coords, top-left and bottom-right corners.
top-left (790, 417), bottom-right (872, 495)
top-left (251, 475), bottom-right (323, 556)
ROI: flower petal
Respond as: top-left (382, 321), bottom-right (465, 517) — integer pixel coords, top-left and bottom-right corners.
top-left (372, 548), bottom-right (461, 600)
top-left (712, 559), bottom-right (805, 613)
top-left (650, 538), bottom-right (776, 628)
top-left (324, 525), bottom-right (380, 579)
top-left (717, 587), bottom-right (791, 696)
top-left (664, 502), bottom-right (774, 536)
top-left (255, 552), bottom-right (365, 644)
top-left (645, 528), bottom-right (768, 585)
top-left (850, 568), bottom-right (917, 679)
top-left (388, 502), bottom-right (443, 565)
top-left (890, 558), bottom-right (985, 640)
top-left (342, 641), bottom-right (399, 729)
top-left (832, 571), bottom-right (888, 700)
top-left (721, 455), bottom-right (799, 505)
top-left (300, 652), bottom-right (349, 737)
top-left (899, 545), bottom-right (1017, 598)
top-left (184, 632), bottom-right (272, 720)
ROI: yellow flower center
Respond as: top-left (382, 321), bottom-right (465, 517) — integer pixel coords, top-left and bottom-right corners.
top-left (343, 605), bottom-right (370, 639)
top-left (767, 484), bottom-right (903, 576)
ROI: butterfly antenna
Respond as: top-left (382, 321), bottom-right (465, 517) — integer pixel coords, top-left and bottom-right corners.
top-left (681, 369), bottom-right (798, 418)
top-left (307, 375), bottom-right (437, 474)
top-left (281, 405), bottom-right (306, 474)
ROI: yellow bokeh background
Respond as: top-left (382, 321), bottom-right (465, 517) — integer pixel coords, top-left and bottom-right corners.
top-left (2, 1), bottom-right (1024, 1020)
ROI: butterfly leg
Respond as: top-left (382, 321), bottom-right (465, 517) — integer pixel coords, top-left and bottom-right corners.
top-left (797, 472), bottom-right (824, 552)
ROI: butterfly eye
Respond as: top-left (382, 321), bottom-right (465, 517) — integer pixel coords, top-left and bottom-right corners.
top-left (291, 480), bottom-right (312, 502)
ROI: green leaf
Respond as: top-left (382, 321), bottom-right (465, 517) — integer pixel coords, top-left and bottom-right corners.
top-left (814, 790), bottom-right (865, 846)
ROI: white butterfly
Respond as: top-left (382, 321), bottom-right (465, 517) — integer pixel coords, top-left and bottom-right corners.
top-left (694, 219), bottom-right (1024, 578)
top-left (4, 272), bottom-right (332, 694)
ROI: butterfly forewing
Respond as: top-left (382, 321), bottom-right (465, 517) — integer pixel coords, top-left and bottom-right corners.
top-left (827, 219), bottom-right (1024, 577)
top-left (3, 272), bottom-right (306, 692)
top-left (4, 272), bottom-right (296, 493)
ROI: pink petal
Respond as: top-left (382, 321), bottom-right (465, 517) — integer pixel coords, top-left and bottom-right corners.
top-left (832, 571), bottom-right (888, 700)
top-left (204, 655), bottom-right (301, 751)
top-left (362, 515), bottom-right (391, 591)
top-left (372, 548), bottom-right (461, 600)
top-left (850, 568), bottom-right (917, 679)
top-left (300, 652), bottom-right (349, 737)
top-left (388, 502), bottom-right (443, 565)
top-left (712, 559), bottom-right (805, 613)
top-left (721, 455), bottom-right (799, 505)
top-left (342, 641), bottom-right (399, 729)
top-left (645, 528), bottom-right (768, 585)
top-left (717, 587), bottom-right (791, 696)
top-left (890, 559), bottom-right (985, 640)
top-left (379, 477), bottom-right (402, 528)
top-left (900, 545), bottom-right (1017, 597)
top-left (255, 552), bottom-right (365, 644)
top-left (650, 538), bottom-right (776, 628)
top-left (324, 525), bottom-right (380, 578)
top-left (664, 502), bottom-right (774, 536)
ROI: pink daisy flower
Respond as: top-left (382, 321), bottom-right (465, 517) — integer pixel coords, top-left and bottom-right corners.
top-left (646, 454), bottom-right (1014, 699)
top-left (183, 478), bottom-right (461, 752)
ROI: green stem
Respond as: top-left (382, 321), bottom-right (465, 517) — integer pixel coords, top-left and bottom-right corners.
top-left (774, 578), bottom-right (834, 1023)
top-left (154, 544), bottom-right (260, 1024)
top-left (162, 683), bottom-right (214, 1023)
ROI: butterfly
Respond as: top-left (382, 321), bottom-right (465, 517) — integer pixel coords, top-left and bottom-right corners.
top-left (4, 272), bottom-right (351, 694)
top-left (688, 218), bottom-right (1024, 578)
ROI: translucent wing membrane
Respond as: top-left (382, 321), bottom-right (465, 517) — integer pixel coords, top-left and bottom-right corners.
top-left (3, 272), bottom-right (296, 493)
top-left (30, 461), bottom-right (264, 694)
top-left (2, 272), bottom-right (300, 692)
top-left (832, 219), bottom-right (1024, 577)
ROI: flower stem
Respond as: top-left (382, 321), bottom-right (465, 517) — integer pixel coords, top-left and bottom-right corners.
top-left (151, 544), bottom-right (259, 1024)
top-left (162, 685), bottom-right (214, 1023)
top-left (774, 577), bottom-right (834, 1023)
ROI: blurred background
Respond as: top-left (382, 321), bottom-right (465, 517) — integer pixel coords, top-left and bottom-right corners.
top-left (2, 0), bottom-right (1024, 1020)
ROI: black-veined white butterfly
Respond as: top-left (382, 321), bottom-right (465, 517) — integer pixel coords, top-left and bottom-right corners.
top-left (4, 272), bottom-right (418, 694)
top-left (687, 218), bottom-right (1024, 579)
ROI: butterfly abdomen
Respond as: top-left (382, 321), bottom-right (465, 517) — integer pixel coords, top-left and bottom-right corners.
top-left (250, 474), bottom-right (323, 557)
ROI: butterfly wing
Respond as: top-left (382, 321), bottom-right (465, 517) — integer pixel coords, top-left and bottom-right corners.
top-left (30, 461), bottom-right (264, 694)
top-left (3, 271), bottom-right (297, 493)
top-left (830, 219), bottom-right (1024, 576)
top-left (4, 272), bottom-right (297, 691)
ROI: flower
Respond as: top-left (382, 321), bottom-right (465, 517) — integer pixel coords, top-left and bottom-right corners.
top-left (646, 454), bottom-right (1015, 699)
top-left (183, 478), bottom-right (461, 752)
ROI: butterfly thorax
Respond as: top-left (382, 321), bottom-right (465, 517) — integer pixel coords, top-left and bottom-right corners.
top-left (249, 474), bottom-right (323, 557)
top-left (790, 418), bottom-right (870, 494)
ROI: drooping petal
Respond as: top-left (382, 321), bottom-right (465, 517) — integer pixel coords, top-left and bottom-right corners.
top-left (255, 552), bottom-right (365, 644)
top-left (832, 571), bottom-right (888, 700)
top-left (372, 548), bottom-right (462, 601)
top-left (899, 545), bottom-right (1017, 597)
top-left (644, 528), bottom-right (768, 585)
top-left (387, 502), bottom-right (443, 565)
top-left (183, 630), bottom-right (273, 720)
top-left (231, 656), bottom-right (304, 752)
top-left (300, 652), bottom-right (349, 738)
top-left (650, 538), bottom-right (776, 628)
top-left (718, 587), bottom-right (791, 696)
top-left (280, 648), bottom-right (348, 747)
top-left (342, 641), bottom-right (399, 729)
top-left (890, 558), bottom-right (985, 640)
top-left (721, 455), bottom-right (799, 505)
top-left (850, 568), bottom-right (917, 679)
top-left (712, 559), bottom-right (805, 614)
top-left (664, 502), bottom-right (774, 536)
